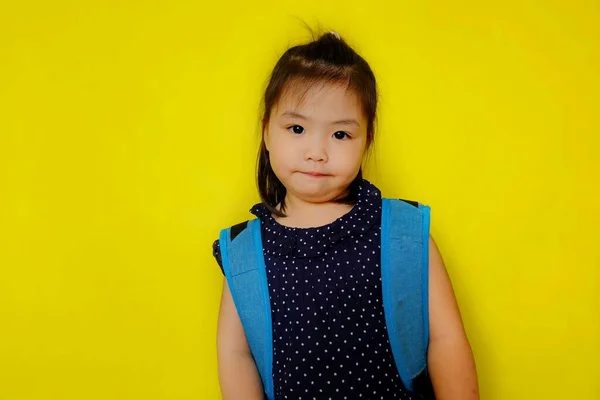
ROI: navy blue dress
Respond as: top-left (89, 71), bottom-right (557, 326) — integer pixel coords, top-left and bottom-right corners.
top-left (213, 180), bottom-right (417, 400)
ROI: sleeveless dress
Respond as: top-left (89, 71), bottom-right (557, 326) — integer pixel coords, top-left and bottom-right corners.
top-left (213, 180), bottom-right (417, 400)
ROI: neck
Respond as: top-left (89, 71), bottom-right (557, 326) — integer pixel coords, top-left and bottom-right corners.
top-left (275, 194), bottom-right (354, 229)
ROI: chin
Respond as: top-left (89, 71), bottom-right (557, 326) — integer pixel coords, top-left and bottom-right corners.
top-left (285, 175), bottom-right (352, 203)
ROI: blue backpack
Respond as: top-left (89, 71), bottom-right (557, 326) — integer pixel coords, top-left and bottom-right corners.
top-left (218, 198), bottom-right (431, 399)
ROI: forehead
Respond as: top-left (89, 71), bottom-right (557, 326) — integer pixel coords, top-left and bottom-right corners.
top-left (274, 80), bottom-right (365, 120)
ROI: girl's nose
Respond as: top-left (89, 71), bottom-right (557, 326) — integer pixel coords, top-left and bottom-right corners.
top-left (303, 135), bottom-right (328, 163)
top-left (304, 145), bottom-right (328, 163)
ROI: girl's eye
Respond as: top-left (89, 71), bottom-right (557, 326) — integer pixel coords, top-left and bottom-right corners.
top-left (288, 125), bottom-right (305, 134)
top-left (333, 131), bottom-right (350, 140)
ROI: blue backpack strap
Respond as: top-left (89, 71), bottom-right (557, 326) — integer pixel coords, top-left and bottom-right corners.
top-left (219, 219), bottom-right (274, 400)
top-left (381, 198), bottom-right (431, 392)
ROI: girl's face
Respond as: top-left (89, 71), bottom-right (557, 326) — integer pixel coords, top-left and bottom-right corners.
top-left (265, 82), bottom-right (368, 205)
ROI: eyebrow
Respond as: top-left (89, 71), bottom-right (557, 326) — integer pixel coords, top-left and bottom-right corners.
top-left (281, 111), bottom-right (361, 127)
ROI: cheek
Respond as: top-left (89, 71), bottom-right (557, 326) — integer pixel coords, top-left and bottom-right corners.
top-left (355, 139), bottom-right (368, 165)
top-left (267, 138), bottom-right (293, 171)
top-left (272, 134), bottom-right (297, 157)
top-left (339, 141), bottom-right (366, 166)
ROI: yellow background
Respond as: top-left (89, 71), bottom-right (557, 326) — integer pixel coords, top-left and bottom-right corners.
top-left (1, 1), bottom-right (598, 399)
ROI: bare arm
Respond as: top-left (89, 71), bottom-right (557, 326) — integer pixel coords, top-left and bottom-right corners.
top-left (217, 280), bottom-right (264, 400)
top-left (427, 236), bottom-right (479, 400)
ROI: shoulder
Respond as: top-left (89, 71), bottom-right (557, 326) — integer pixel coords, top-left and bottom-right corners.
top-left (229, 220), bottom-right (253, 241)
top-left (212, 219), bottom-right (253, 273)
top-left (213, 219), bottom-right (254, 252)
top-left (217, 218), bottom-right (257, 243)
top-left (382, 197), bottom-right (428, 210)
top-left (215, 201), bottom-right (266, 243)
top-left (212, 238), bottom-right (224, 273)
top-left (393, 198), bottom-right (420, 208)
top-left (382, 198), bottom-right (430, 223)
top-left (212, 238), bottom-right (221, 253)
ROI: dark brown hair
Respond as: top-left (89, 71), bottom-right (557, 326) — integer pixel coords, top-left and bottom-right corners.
top-left (257, 31), bottom-right (378, 217)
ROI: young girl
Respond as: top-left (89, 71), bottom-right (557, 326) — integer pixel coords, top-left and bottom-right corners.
top-left (213, 32), bottom-right (478, 400)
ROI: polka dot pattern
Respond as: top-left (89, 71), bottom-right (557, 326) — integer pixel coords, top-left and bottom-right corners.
top-left (213, 180), bottom-right (415, 399)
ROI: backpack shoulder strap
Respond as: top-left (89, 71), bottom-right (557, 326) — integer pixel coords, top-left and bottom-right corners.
top-left (381, 198), bottom-right (431, 392)
top-left (218, 219), bottom-right (274, 400)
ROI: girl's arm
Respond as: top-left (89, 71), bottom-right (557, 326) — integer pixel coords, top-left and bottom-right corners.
top-left (427, 236), bottom-right (479, 400)
top-left (217, 280), bottom-right (264, 400)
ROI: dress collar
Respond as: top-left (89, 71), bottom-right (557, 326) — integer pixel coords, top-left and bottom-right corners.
top-left (250, 179), bottom-right (381, 258)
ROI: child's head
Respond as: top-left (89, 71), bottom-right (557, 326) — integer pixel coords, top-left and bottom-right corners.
top-left (257, 31), bottom-right (378, 216)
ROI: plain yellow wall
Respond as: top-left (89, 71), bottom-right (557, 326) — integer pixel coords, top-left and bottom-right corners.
top-left (1, 1), bottom-right (598, 399)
